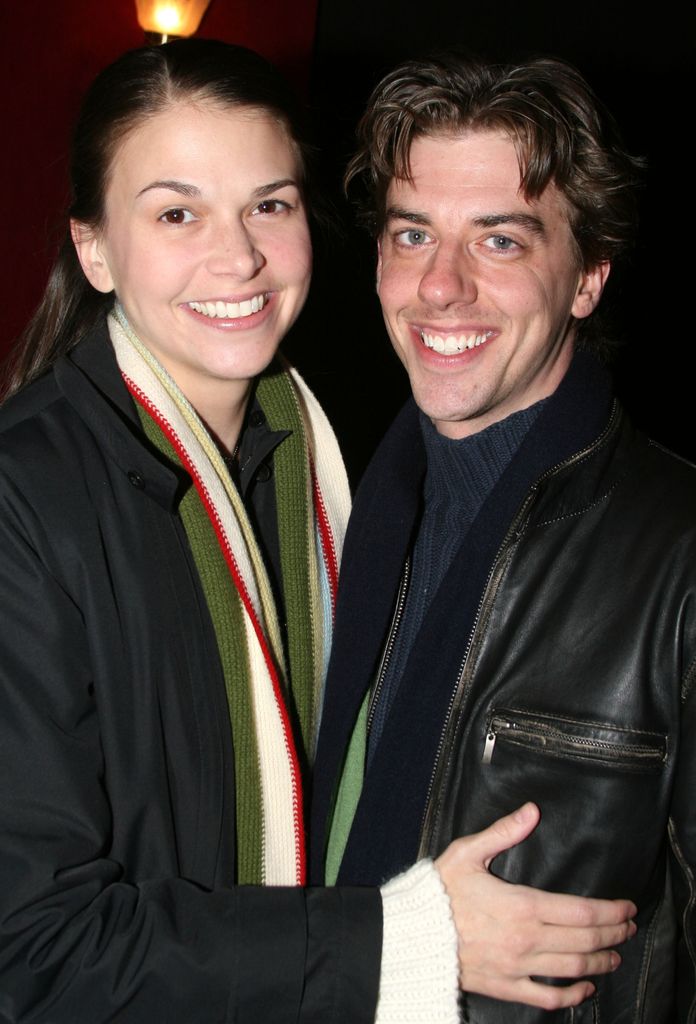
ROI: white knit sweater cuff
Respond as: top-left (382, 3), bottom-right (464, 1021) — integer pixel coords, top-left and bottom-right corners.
top-left (376, 858), bottom-right (459, 1024)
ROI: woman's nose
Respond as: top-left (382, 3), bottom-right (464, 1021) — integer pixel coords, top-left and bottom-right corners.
top-left (206, 221), bottom-right (265, 279)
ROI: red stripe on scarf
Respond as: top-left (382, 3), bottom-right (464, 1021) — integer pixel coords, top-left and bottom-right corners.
top-left (312, 467), bottom-right (340, 616)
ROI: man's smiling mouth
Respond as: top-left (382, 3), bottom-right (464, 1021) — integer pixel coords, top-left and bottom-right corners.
top-left (420, 330), bottom-right (493, 354)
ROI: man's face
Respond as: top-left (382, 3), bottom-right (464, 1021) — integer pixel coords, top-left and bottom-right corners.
top-left (377, 130), bottom-right (609, 438)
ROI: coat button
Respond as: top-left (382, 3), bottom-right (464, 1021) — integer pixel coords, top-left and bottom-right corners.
top-left (249, 410), bottom-right (265, 428)
top-left (127, 470), bottom-right (145, 489)
top-left (255, 462), bottom-right (272, 483)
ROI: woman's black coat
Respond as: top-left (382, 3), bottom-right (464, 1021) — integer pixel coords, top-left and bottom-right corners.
top-left (0, 324), bottom-right (381, 1023)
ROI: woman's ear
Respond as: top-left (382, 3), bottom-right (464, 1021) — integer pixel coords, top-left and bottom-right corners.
top-left (70, 220), bottom-right (115, 294)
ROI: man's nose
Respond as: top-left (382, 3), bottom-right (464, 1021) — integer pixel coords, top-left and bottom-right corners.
top-left (206, 221), bottom-right (265, 279)
top-left (417, 244), bottom-right (477, 309)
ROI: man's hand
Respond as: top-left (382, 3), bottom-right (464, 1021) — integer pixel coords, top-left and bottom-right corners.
top-left (434, 802), bottom-right (637, 1010)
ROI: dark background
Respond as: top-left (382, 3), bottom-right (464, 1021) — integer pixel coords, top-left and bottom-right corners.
top-left (2, 0), bottom-right (692, 481)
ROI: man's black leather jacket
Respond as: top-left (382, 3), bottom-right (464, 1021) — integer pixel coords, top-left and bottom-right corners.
top-left (314, 380), bottom-right (696, 1023)
top-left (420, 402), bottom-right (696, 1022)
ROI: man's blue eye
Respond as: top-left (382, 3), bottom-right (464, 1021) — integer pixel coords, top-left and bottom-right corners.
top-left (399, 229), bottom-right (428, 245)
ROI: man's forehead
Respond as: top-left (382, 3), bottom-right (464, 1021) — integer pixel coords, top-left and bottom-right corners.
top-left (386, 129), bottom-right (519, 194)
top-left (384, 128), bottom-right (573, 227)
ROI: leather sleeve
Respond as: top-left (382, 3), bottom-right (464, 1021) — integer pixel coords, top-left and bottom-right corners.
top-left (668, 651), bottom-right (696, 1022)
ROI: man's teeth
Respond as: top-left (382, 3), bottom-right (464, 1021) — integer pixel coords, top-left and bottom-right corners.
top-left (421, 331), bottom-right (492, 354)
top-left (188, 294), bottom-right (266, 319)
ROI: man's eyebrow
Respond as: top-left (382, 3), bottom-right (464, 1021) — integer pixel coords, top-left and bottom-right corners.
top-left (385, 206), bottom-right (433, 227)
top-left (385, 208), bottom-right (547, 236)
top-left (472, 213), bottom-right (546, 236)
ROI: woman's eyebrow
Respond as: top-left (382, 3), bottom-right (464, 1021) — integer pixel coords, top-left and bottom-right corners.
top-left (252, 179), bottom-right (300, 199)
top-left (137, 180), bottom-right (201, 199)
top-left (136, 179), bottom-right (299, 200)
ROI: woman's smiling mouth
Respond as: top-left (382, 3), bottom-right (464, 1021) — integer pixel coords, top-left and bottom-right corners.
top-left (187, 293), bottom-right (267, 319)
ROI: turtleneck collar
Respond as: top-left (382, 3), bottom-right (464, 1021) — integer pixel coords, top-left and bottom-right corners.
top-left (420, 399), bottom-right (547, 516)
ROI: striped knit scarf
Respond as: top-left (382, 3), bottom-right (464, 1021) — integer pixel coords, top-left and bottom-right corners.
top-left (108, 307), bottom-right (351, 885)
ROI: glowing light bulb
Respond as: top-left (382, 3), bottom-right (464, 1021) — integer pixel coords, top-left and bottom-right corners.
top-left (153, 4), bottom-right (182, 32)
top-left (135, 0), bottom-right (212, 40)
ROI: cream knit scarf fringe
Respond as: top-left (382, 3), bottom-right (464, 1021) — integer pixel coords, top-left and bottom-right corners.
top-left (108, 307), bottom-right (351, 884)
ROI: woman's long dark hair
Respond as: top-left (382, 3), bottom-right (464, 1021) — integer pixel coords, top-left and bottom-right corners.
top-left (3, 39), bottom-right (316, 398)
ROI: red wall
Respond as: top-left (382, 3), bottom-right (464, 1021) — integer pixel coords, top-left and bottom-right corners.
top-left (0, 0), bottom-right (318, 359)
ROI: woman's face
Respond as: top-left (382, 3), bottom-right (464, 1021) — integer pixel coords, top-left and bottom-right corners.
top-left (73, 100), bottom-right (312, 412)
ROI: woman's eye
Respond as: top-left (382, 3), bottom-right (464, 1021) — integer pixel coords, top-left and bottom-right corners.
top-left (254, 199), bottom-right (290, 215)
top-left (252, 200), bottom-right (290, 217)
top-left (396, 228), bottom-right (430, 247)
top-left (160, 208), bottom-right (195, 225)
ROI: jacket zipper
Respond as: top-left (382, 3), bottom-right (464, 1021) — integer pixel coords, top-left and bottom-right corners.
top-left (366, 557), bottom-right (411, 735)
top-left (417, 511), bottom-right (527, 854)
top-left (416, 407), bottom-right (620, 857)
top-left (482, 718), bottom-right (506, 764)
top-left (481, 713), bottom-right (666, 767)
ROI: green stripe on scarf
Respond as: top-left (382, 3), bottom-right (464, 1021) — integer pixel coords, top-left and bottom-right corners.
top-left (137, 407), bottom-right (263, 884)
top-left (257, 367), bottom-right (318, 768)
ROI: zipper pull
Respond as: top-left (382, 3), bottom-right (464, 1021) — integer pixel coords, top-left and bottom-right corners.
top-left (482, 727), bottom-right (497, 765)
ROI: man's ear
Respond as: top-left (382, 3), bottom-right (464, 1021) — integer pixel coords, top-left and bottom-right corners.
top-left (70, 220), bottom-right (115, 294)
top-left (572, 261), bottom-right (610, 320)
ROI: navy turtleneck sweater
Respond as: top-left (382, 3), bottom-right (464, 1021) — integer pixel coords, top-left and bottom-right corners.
top-left (368, 402), bottom-right (545, 765)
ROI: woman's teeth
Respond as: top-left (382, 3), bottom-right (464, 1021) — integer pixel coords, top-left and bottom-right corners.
top-left (188, 294), bottom-right (266, 319)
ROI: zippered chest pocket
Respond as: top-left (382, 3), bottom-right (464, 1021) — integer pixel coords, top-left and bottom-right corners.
top-left (482, 707), bottom-right (667, 773)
